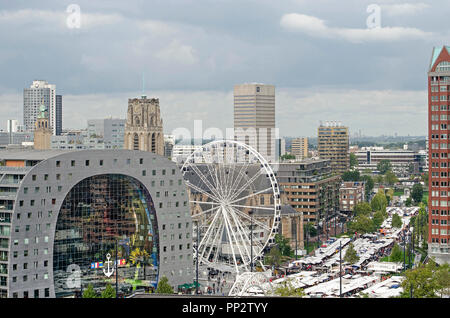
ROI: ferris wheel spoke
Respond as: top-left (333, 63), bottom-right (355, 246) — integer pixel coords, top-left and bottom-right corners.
top-left (222, 165), bottom-right (235, 199)
top-left (204, 218), bottom-right (224, 264)
top-left (228, 161), bottom-right (251, 199)
top-left (212, 162), bottom-right (227, 199)
top-left (228, 169), bottom-right (263, 202)
top-left (198, 207), bottom-right (222, 252)
top-left (188, 163), bottom-right (223, 200)
top-left (212, 224), bottom-right (225, 264)
top-left (185, 181), bottom-right (221, 203)
top-left (222, 209), bottom-right (247, 268)
top-left (228, 207), bottom-right (265, 252)
top-left (192, 205), bottom-right (221, 220)
top-left (229, 187), bottom-right (273, 205)
top-left (229, 204), bottom-right (275, 211)
top-left (226, 208), bottom-right (253, 263)
top-left (199, 219), bottom-right (221, 263)
top-left (225, 164), bottom-right (240, 198)
top-left (229, 206), bottom-right (272, 232)
top-left (222, 212), bottom-right (239, 273)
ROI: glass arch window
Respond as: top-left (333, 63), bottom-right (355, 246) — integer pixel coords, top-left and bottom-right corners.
top-left (53, 174), bottom-right (159, 298)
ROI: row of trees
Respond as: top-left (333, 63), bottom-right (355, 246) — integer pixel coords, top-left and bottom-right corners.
top-left (82, 275), bottom-right (174, 298)
top-left (83, 284), bottom-right (116, 298)
top-left (348, 189), bottom-right (403, 234)
top-left (410, 203), bottom-right (429, 251)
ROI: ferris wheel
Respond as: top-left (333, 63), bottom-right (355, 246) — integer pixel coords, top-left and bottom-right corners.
top-left (180, 140), bottom-right (281, 273)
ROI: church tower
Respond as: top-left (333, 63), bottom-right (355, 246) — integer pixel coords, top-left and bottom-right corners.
top-left (34, 99), bottom-right (52, 150)
top-left (124, 95), bottom-right (164, 155)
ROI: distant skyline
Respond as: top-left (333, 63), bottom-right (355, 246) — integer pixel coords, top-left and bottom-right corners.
top-left (0, 0), bottom-right (447, 136)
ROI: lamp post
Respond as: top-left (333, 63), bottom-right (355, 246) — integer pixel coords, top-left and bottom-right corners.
top-left (339, 240), bottom-right (342, 298)
top-left (334, 213), bottom-right (337, 237)
top-left (305, 223), bottom-right (309, 256)
top-left (295, 215), bottom-right (299, 260)
top-left (403, 231), bottom-right (407, 269)
top-left (195, 220), bottom-right (199, 295)
top-left (409, 232), bottom-right (412, 269)
top-left (115, 239), bottom-right (118, 298)
top-left (249, 210), bottom-right (254, 272)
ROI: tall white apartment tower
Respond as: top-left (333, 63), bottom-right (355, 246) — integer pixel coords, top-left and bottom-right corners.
top-left (23, 80), bottom-right (57, 135)
top-left (234, 83), bottom-right (276, 162)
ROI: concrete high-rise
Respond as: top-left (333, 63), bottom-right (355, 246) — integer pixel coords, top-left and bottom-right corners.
top-left (291, 137), bottom-right (308, 160)
top-left (234, 83), bottom-right (276, 162)
top-left (428, 46), bottom-right (450, 264)
top-left (124, 95), bottom-right (164, 155)
top-left (87, 118), bottom-right (125, 149)
top-left (318, 121), bottom-right (349, 174)
top-left (23, 80), bottom-right (59, 136)
top-left (55, 95), bottom-right (62, 136)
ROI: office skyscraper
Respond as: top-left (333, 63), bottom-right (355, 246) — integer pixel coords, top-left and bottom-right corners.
top-left (428, 46), bottom-right (450, 264)
top-left (318, 121), bottom-right (349, 174)
top-left (23, 80), bottom-right (60, 136)
top-left (55, 95), bottom-right (62, 135)
top-left (234, 83), bottom-right (276, 162)
top-left (291, 137), bottom-right (308, 160)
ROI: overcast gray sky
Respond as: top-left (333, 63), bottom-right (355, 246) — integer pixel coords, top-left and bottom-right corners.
top-left (0, 0), bottom-right (447, 137)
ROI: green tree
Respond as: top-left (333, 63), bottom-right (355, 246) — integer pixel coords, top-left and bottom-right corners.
top-left (273, 279), bottom-right (305, 297)
top-left (385, 188), bottom-right (394, 204)
top-left (101, 284), bottom-right (116, 298)
top-left (360, 175), bottom-right (374, 201)
top-left (82, 284), bottom-right (98, 298)
top-left (350, 153), bottom-right (358, 168)
top-left (371, 189), bottom-right (388, 212)
top-left (344, 243), bottom-right (360, 264)
top-left (389, 243), bottom-right (402, 262)
top-left (353, 202), bottom-right (372, 216)
top-left (275, 234), bottom-right (292, 256)
top-left (421, 172), bottom-right (429, 187)
top-left (372, 210), bottom-right (385, 230)
top-left (435, 263), bottom-right (450, 298)
top-left (375, 175), bottom-right (384, 184)
top-left (281, 154), bottom-right (296, 161)
top-left (411, 183), bottom-right (424, 205)
top-left (385, 171), bottom-right (398, 186)
top-left (265, 246), bottom-right (282, 267)
top-left (349, 215), bottom-right (374, 234)
top-left (304, 222), bottom-right (317, 237)
top-left (392, 213), bottom-right (402, 228)
top-left (156, 275), bottom-right (174, 294)
top-left (400, 260), bottom-right (443, 298)
top-left (377, 160), bottom-right (392, 174)
top-left (405, 197), bottom-right (412, 207)
top-left (342, 170), bottom-right (360, 181)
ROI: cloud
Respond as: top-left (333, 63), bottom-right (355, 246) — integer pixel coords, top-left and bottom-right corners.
top-left (280, 13), bottom-right (432, 43)
top-left (154, 40), bottom-right (198, 65)
top-left (276, 88), bottom-right (427, 136)
top-left (0, 8), bottom-right (123, 30)
top-left (381, 3), bottom-right (430, 16)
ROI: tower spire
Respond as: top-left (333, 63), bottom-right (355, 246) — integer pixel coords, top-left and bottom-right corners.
top-left (141, 72), bottom-right (146, 99)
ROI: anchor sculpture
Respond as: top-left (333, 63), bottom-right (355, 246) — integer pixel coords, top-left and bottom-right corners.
top-left (103, 253), bottom-right (115, 277)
